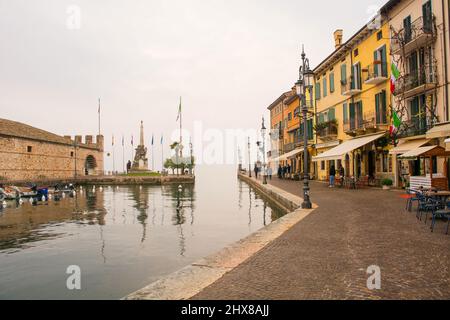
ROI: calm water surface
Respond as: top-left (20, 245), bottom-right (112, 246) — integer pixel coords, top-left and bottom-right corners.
top-left (0, 166), bottom-right (285, 299)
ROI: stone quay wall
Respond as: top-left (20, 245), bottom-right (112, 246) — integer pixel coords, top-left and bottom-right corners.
top-left (0, 134), bottom-right (104, 181)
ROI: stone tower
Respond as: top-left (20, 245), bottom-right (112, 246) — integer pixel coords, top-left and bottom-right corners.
top-left (132, 121), bottom-right (149, 172)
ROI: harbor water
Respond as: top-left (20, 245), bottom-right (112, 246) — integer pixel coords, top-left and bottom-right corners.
top-left (0, 166), bottom-right (286, 299)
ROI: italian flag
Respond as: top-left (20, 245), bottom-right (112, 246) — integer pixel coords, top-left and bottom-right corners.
top-left (390, 61), bottom-right (400, 94)
top-left (390, 110), bottom-right (402, 135)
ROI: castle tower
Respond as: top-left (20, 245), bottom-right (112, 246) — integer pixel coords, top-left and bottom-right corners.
top-left (132, 121), bottom-right (150, 172)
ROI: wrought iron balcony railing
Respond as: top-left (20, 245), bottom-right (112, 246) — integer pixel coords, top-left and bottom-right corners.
top-left (393, 64), bottom-right (437, 98)
top-left (364, 61), bottom-right (388, 85)
top-left (391, 15), bottom-right (436, 55)
top-left (341, 75), bottom-right (362, 96)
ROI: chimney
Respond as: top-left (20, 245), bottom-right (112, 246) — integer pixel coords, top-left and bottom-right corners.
top-left (334, 29), bottom-right (343, 49)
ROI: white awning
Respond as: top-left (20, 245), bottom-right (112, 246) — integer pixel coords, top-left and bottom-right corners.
top-left (426, 123), bottom-right (450, 139)
top-left (399, 146), bottom-right (439, 159)
top-left (312, 133), bottom-right (385, 162)
top-left (271, 148), bottom-right (304, 162)
top-left (389, 139), bottom-right (430, 155)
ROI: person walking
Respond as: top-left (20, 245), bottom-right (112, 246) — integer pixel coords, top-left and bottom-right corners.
top-left (267, 167), bottom-right (273, 180)
top-left (126, 160), bottom-right (132, 174)
top-left (278, 165), bottom-right (282, 179)
top-left (254, 164), bottom-right (259, 179)
top-left (329, 164), bottom-right (336, 188)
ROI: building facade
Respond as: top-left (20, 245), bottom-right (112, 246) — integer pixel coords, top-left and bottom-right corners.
top-left (384, 0), bottom-right (450, 189)
top-left (313, 20), bottom-right (394, 183)
top-left (0, 118), bottom-right (104, 181)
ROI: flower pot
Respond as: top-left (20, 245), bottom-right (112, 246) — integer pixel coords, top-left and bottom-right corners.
top-left (382, 185), bottom-right (391, 190)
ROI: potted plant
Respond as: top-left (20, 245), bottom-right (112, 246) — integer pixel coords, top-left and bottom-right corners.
top-left (381, 178), bottom-right (393, 190)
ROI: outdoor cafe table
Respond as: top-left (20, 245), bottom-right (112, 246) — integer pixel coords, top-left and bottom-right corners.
top-left (424, 191), bottom-right (450, 203)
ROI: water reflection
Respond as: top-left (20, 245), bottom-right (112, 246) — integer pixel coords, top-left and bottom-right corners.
top-left (0, 169), bottom-right (286, 300)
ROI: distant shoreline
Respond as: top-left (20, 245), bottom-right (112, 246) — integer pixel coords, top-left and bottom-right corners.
top-left (0, 175), bottom-right (195, 187)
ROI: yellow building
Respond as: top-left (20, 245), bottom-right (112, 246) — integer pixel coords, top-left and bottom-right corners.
top-left (312, 21), bottom-right (394, 184)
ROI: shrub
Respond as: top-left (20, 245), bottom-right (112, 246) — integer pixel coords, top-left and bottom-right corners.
top-left (381, 178), bottom-right (393, 186)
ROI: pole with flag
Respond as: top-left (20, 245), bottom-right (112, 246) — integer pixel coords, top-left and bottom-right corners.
top-left (131, 135), bottom-right (134, 164)
top-left (390, 61), bottom-right (401, 94)
top-left (98, 98), bottom-right (101, 135)
top-left (122, 135), bottom-right (125, 174)
top-left (177, 97), bottom-right (182, 175)
top-left (151, 134), bottom-right (155, 171)
top-left (161, 134), bottom-right (164, 174)
top-left (112, 134), bottom-right (115, 174)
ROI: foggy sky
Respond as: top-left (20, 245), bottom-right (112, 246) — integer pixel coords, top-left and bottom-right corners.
top-left (0, 0), bottom-right (386, 171)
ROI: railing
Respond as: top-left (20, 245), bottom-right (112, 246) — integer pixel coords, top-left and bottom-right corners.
top-left (341, 75), bottom-right (362, 95)
top-left (284, 143), bottom-right (296, 153)
top-left (316, 122), bottom-right (338, 139)
top-left (393, 64), bottom-right (437, 95)
top-left (344, 112), bottom-right (387, 133)
top-left (391, 15), bottom-right (436, 54)
top-left (364, 61), bottom-right (388, 82)
top-left (397, 119), bottom-right (431, 138)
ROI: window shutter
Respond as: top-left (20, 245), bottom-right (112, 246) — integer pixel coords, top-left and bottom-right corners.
top-left (323, 76), bottom-right (328, 97)
top-left (330, 73), bottom-right (335, 93)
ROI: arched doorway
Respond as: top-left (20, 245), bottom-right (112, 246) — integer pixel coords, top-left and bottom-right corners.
top-left (85, 155), bottom-right (97, 176)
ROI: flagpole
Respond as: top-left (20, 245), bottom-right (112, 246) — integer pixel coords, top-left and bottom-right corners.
top-left (122, 135), bottom-right (125, 174)
top-left (112, 135), bottom-right (116, 175)
top-left (161, 135), bottom-right (164, 174)
top-left (152, 135), bottom-right (155, 172)
top-left (180, 97), bottom-right (183, 176)
top-left (98, 98), bottom-right (101, 136)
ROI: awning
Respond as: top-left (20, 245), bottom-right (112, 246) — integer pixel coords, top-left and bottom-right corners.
top-left (271, 148), bottom-right (304, 162)
top-left (399, 146), bottom-right (450, 159)
top-left (315, 140), bottom-right (341, 150)
top-left (426, 123), bottom-right (450, 139)
top-left (389, 138), bottom-right (430, 155)
top-left (312, 133), bottom-right (385, 162)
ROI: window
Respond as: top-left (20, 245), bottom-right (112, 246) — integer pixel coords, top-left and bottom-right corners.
top-left (352, 63), bottom-right (362, 90)
top-left (294, 107), bottom-right (300, 118)
top-left (423, 1), bottom-right (433, 33)
top-left (354, 48), bottom-right (359, 57)
top-left (288, 113), bottom-right (292, 121)
top-left (404, 16), bottom-right (412, 43)
top-left (340, 64), bottom-right (347, 85)
top-left (323, 76), bottom-right (328, 97)
top-left (330, 73), bottom-right (335, 93)
top-left (321, 161), bottom-right (325, 171)
top-left (377, 31), bottom-right (383, 40)
top-left (375, 90), bottom-right (387, 124)
top-left (319, 113), bottom-right (325, 124)
top-left (71, 151), bottom-right (74, 157)
top-left (27, 146), bottom-right (32, 153)
top-left (315, 82), bottom-right (321, 100)
top-left (382, 154), bottom-right (389, 173)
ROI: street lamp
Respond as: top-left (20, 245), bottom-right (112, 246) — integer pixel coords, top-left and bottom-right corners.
top-left (261, 117), bottom-right (268, 185)
top-left (248, 137), bottom-right (252, 178)
top-left (297, 46), bottom-right (314, 209)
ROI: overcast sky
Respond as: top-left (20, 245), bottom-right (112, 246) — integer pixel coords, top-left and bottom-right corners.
top-left (0, 0), bottom-right (386, 171)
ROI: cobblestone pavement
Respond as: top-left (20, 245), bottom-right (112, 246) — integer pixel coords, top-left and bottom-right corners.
top-left (193, 178), bottom-right (450, 300)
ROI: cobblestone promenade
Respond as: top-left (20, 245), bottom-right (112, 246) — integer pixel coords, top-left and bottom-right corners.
top-left (193, 178), bottom-right (450, 300)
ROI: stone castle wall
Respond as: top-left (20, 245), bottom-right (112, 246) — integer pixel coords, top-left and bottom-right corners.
top-left (0, 134), bottom-right (104, 181)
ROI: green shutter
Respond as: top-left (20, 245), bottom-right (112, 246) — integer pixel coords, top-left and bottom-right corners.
top-left (330, 73), bottom-right (335, 93)
top-left (381, 90), bottom-right (387, 124)
top-left (329, 108), bottom-right (336, 121)
top-left (308, 119), bottom-right (314, 140)
top-left (323, 76), bottom-right (327, 97)
top-left (343, 103), bottom-right (348, 123)
top-left (375, 93), bottom-right (380, 124)
top-left (315, 83), bottom-right (321, 100)
top-left (319, 113), bottom-right (325, 124)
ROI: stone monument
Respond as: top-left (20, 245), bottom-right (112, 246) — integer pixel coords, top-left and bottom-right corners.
top-left (131, 121), bottom-right (150, 172)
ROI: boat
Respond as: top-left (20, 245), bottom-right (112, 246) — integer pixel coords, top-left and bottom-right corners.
top-left (0, 185), bottom-right (48, 201)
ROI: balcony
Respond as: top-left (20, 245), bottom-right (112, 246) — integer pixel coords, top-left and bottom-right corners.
top-left (284, 143), bottom-right (296, 153)
top-left (316, 121), bottom-right (338, 142)
top-left (344, 112), bottom-right (389, 137)
top-left (364, 61), bottom-right (388, 85)
top-left (391, 16), bottom-right (436, 56)
top-left (341, 76), bottom-right (362, 96)
top-left (393, 65), bottom-right (437, 99)
top-left (397, 119), bottom-right (431, 139)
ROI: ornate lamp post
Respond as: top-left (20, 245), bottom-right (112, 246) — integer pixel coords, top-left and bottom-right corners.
top-left (261, 117), bottom-right (268, 185)
top-left (295, 46), bottom-right (314, 210)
